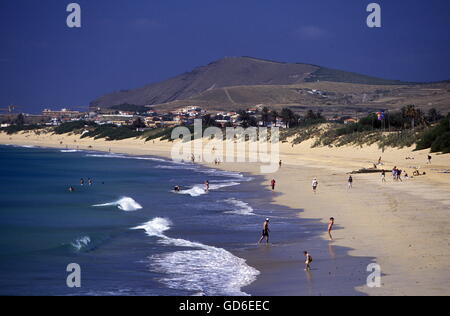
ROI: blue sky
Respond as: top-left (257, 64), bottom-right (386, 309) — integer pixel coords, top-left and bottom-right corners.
top-left (1, 0), bottom-right (449, 113)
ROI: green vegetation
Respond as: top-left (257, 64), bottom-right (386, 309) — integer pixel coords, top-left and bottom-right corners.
top-left (54, 121), bottom-right (96, 134)
top-left (1, 114), bottom-right (42, 134)
top-left (305, 67), bottom-right (411, 85)
top-left (81, 124), bottom-right (143, 141)
top-left (1, 124), bottom-right (42, 135)
top-left (416, 114), bottom-right (450, 153)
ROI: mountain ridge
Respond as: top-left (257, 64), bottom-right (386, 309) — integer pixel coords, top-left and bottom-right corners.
top-left (90, 56), bottom-right (417, 109)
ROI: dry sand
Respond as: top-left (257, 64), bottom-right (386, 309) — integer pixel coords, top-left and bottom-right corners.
top-left (2, 130), bottom-right (450, 296)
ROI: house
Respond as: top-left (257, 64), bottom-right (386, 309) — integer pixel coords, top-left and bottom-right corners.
top-left (344, 118), bottom-right (358, 124)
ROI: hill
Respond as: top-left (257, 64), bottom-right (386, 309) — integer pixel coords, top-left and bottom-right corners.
top-left (90, 57), bottom-right (412, 109)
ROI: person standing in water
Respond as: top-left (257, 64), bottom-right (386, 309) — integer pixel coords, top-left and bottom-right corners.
top-left (312, 178), bottom-right (318, 194)
top-left (271, 179), bottom-right (276, 191)
top-left (80, 178), bottom-right (84, 186)
top-left (304, 251), bottom-right (313, 271)
top-left (328, 217), bottom-right (335, 240)
top-left (258, 218), bottom-right (270, 244)
top-left (88, 179), bottom-right (93, 186)
top-left (204, 180), bottom-right (210, 192)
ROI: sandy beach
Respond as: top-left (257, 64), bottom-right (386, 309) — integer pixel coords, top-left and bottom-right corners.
top-left (2, 130), bottom-right (450, 296)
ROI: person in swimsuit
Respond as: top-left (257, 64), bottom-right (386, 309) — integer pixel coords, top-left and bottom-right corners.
top-left (271, 179), bottom-right (276, 191)
top-left (381, 170), bottom-right (386, 183)
top-left (348, 176), bottom-right (353, 189)
top-left (173, 186), bottom-right (181, 192)
top-left (80, 178), bottom-right (84, 186)
top-left (328, 217), bottom-right (335, 240)
top-left (304, 251), bottom-right (313, 271)
top-left (204, 180), bottom-right (210, 192)
top-left (312, 178), bottom-right (318, 194)
top-left (258, 218), bottom-right (270, 244)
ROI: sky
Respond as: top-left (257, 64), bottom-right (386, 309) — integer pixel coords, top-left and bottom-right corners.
top-left (1, 0), bottom-right (449, 113)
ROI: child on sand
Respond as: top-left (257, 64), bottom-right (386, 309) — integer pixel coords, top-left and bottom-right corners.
top-left (328, 217), bottom-right (335, 240)
top-left (304, 251), bottom-right (313, 271)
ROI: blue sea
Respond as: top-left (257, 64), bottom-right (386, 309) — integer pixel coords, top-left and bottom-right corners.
top-left (0, 145), bottom-right (303, 296)
top-left (0, 145), bottom-right (373, 296)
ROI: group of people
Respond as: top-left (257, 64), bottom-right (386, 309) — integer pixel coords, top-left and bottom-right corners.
top-left (258, 216), bottom-right (336, 271)
top-left (172, 180), bottom-right (210, 193)
top-left (271, 177), bottom-right (352, 194)
top-left (68, 178), bottom-right (94, 192)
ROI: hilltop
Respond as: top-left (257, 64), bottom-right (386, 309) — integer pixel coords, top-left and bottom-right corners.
top-left (90, 56), bottom-right (450, 117)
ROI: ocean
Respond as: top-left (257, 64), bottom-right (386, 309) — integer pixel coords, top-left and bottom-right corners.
top-left (0, 145), bottom-right (372, 296)
top-left (0, 145), bottom-right (290, 296)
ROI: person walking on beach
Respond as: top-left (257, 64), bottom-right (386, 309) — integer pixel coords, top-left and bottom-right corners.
top-left (328, 217), bottom-right (335, 240)
top-left (258, 218), bottom-right (270, 244)
top-left (427, 155), bottom-right (432, 164)
top-left (381, 170), bottom-right (386, 183)
top-left (397, 169), bottom-right (403, 182)
top-left (271, 179), bottom-right (276, 191)
top-left (279, 160), bottom-right (282, 168)
top-left (312, 178), bottom-right (318, 194)
top-left (348, 176), bottom-right (353, 189)
top-left (304, 251), bottom-right (313, 271)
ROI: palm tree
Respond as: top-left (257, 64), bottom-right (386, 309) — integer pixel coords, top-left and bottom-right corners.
top-left (402, 105), bottom-right (418, 129)
top-left (261, 107), bottom-right (270, 127)
top-left (280, 108), bottom-right (295, 128)
top-left (271, 110), bottom-right (279, 127)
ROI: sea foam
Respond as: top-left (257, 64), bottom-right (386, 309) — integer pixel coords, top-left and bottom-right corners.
top-left (177, 181), bottom-right (240, 197)
top-left (71, 236), bottom-right (91, 251)
top-left (224, 198), bottom-right (255, 216)
top-left (93, 197), bottom-right (143, 211)
top-left (132, 218), bottom-right (259, 296)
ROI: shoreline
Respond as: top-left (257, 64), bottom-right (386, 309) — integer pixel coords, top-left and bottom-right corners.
top-left (2, 130), bottom-right (450, 295)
